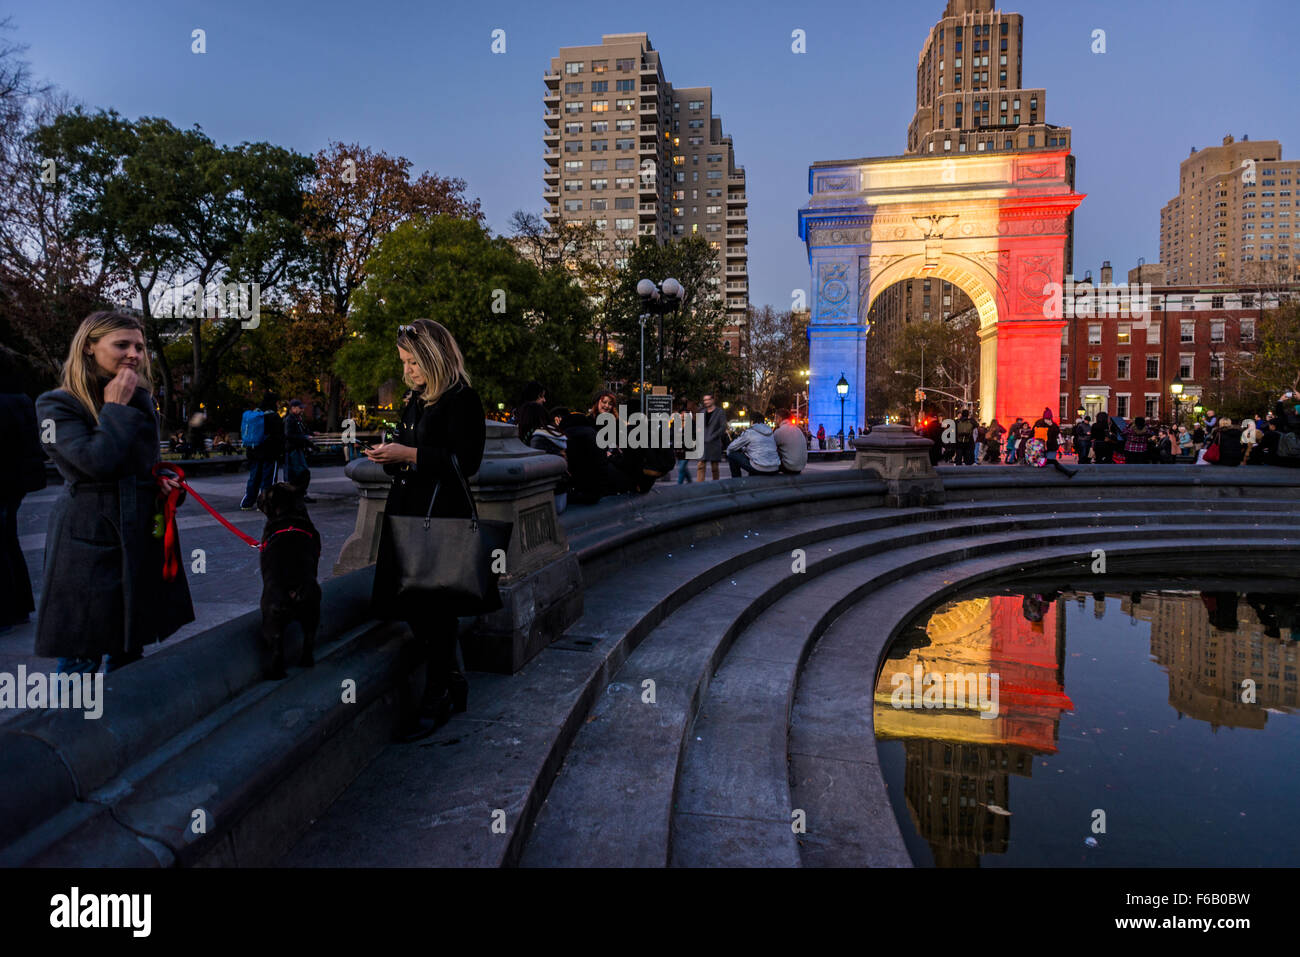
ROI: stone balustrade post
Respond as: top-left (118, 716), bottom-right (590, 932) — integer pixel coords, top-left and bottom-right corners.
top-left (852, 425), bottom-right (945, 507)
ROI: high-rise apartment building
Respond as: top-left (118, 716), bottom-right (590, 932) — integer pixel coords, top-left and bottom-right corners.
top-left (1159, 135), bottom-right (1300, 285)
top-left (543, 33), bottom-right (748, 351)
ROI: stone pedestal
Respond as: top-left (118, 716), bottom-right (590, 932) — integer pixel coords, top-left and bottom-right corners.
top-left (464, 421), bottom-right (582, 675)
top-left (334, 421), bottom-right (581, 674)
top-left (333, 457), bottom-right (395, 576)
top-left (852, 425), bottom-right (945, 507)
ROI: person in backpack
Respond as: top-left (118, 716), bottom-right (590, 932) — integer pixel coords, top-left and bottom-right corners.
top-left (1032, 407), bottom-right (1076, 476)
top-left (240, 392), bottom-right (285, 510)
top-left (953, 408), bottom-right (976, 465)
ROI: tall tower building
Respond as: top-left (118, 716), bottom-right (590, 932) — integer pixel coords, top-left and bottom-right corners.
top-left (544, 34), bottom-right (748, 352)
top-left (868, 0), bottom-right (1076, 369)
top-left (905, 0), bottom-right (1072, 158)
top-left (1159, 135), bottom-right (1299, 285)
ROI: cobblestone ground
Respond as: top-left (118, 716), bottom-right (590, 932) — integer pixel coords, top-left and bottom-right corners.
top-left (1, 465), bottom-right (361, 687)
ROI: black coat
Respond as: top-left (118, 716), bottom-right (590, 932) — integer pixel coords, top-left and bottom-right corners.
top-left (34, 386), bottom-right (194, 659)
top-left (383, 378), bottom-right (485, 520)
top-left (0, 392), bottom-right (45, 500)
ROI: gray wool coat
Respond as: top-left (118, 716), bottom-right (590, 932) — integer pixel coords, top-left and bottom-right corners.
top-left (34, 386), bottom-right (195, 660)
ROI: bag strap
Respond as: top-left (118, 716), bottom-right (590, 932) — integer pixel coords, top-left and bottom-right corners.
top-left (424, 451), bottom-right (479, 527)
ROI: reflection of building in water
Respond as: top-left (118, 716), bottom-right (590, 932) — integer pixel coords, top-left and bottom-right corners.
top-left (902, 741), bottom-right (1035, 867)
top-left (1122, 591), bottom-right (1299, 730)
top-left (875, 595), bottom-right (1073, 866)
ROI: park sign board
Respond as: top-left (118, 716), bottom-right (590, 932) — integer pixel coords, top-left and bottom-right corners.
top-left (647, 394), bottom-right (673, 417)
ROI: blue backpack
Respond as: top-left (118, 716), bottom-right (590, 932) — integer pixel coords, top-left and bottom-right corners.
top-left (241, 409), bottom-right (267, 448)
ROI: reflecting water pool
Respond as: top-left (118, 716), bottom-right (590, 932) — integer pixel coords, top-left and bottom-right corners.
top-left (873, 583), bottom-right (1300, 866)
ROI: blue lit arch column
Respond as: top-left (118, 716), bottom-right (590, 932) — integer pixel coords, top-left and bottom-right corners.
top-left (799, 210), bottom-right (872, 439)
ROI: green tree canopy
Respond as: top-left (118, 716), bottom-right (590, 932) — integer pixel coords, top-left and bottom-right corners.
top-left (337, 214), bottom-right (598, 412)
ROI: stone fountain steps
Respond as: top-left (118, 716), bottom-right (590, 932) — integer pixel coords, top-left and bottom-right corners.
top-left (279, 494), bottom-right (1295, 868)
top-left (522, 513), bottom-right (1295, 867)
top-left (284, 496), bottom-right (1129, 866)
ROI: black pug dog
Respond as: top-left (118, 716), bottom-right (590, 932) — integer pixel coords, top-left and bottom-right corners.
top-left (257, 483), bottom-right (323, 679)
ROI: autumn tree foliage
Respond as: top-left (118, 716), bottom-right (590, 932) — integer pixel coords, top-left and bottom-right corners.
top-left (293, 142), bottom-right (483, 428)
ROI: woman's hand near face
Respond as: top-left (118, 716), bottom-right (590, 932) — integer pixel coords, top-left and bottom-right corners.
top-left (363, 442), bottom-right (416, 465)
top-left (103, 367), bottom-right (139, 405)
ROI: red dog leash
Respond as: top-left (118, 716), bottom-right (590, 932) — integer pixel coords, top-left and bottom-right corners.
top-left (152, 464), bottom-right (317, 581)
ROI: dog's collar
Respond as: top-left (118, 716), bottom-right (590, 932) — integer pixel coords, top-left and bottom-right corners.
top-left (261, 525), bottom-right (319, 554)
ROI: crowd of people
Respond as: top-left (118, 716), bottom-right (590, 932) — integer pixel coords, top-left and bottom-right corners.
top-left (513, 385), bottom-right (813, 511)
top-left (917, 393), bottom-right (1300, 468)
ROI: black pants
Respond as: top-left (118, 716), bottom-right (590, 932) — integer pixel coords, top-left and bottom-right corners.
top-left (408, 613), bottom-right (459, 696)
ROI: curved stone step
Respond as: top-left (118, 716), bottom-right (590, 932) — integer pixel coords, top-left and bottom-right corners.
top-left (4, 618), bottom-right (409, 867)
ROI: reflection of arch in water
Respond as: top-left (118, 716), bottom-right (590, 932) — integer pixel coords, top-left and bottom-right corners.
top-left (874, 595), bottom-right (1072, 752)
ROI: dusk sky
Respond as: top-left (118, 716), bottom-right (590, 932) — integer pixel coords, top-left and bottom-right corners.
top-left (8, 0), bottom-right (1299, 310)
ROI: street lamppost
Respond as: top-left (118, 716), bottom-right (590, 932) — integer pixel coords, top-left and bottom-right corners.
top-left (1170, 376), bottom-right (1184, 430)
top-left (836, 373), bottom-right (849, 448)
top-left (636, 277), bottom-right (684, 417)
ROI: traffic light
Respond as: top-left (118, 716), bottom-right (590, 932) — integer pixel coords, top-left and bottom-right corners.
top-left (914, 389), bottom-right (925, 403)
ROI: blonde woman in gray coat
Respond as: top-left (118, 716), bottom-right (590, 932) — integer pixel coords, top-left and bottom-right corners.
top-left (35, 312), bottom-right (194, 674)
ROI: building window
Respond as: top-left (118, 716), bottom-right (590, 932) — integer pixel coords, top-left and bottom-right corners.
top-left (1117, 322), bottom-right (1131, 345)
top-left (1241, 318), bottom-right (1255, 341)
top-left (1117, 355), bottom-right (1130, 380)
top-left (1146, 356), bottom-right (1159, 379)
top-left (616, 58), bottom-right (634, 72)
top-left (564, 101), bottom-right (583, 114)
top-left (1060, 355), bottom-right (1068, 378)
top-left (614, 197), bottom-right (634, 209)
top-left (591, 100), bottom-right (608, 113)
top-left (590, 80), bottom-right (608, 93)
top-left (590, 140), bottom-right (608, 152)
top-left (564, 61), bottom-right (584, 75)
top-left (1242, 294), bottom-right (1255, 308)
top-left (1116, 395), bottom-right (1129, 419)
top-left (563, 199), bottom-right (582, 211)
top-left (1145, 395), bottom-right (1160, 419)
top-left (1211, 294), bottom-right (1225, 309)
top-left (563, 179), bottom-right (581, 191)
top-left (564, 141), bottom-right (583, 153)
top-left (1180, 320), bottom-right (1195, 342)
top-left (1179, 355), bottom-right (1194, 379)
top-left (1210, 356), bottom-right (1224, 379)
top-left (1088, 323), bottom-right (1102, 344)
top-left (564, 82), bottom-right (583, 95)
top-left (616, 138), bottom-right (634, 151)
top-left (616, 98), bottom-right (635, 112)
top-left (615, 218), bottom-right (633, 231)
top-left (1147, 320), bottom-right (1161, 343)
top-left (591, 60), bottom-right (607, 73)
top-left (1088, 356), bottom-right (1101, 380)
top-left (688, 99), bottom-right (704, 110)
top-left (1210, 320), bottom-right (1225, 342)
top-left (589, 199), bottom-right (606, 211)
top-left (590, 178), bottom-right (607, 191)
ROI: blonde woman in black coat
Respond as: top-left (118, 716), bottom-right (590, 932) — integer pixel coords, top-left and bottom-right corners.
top-left (35, 312), bottom-right (194, 673)
top-left (365, 319), bottom-right (485, 742)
